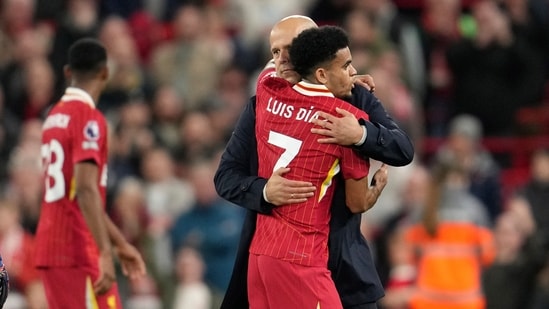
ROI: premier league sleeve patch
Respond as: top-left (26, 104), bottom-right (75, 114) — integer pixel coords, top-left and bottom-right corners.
top-left (82, 120), bottom-right (100, 150)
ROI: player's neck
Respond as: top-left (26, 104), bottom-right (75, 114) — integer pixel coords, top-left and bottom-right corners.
top-left (70, 81), bottom-right (102, 103)
top-left (301, 78), bottom-right (312, 85)
top-left (301, 75), bottom-right (321, 85)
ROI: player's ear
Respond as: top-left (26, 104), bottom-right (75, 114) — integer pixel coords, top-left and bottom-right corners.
top-left (315, 67), bottom-right (328, 85)
top-left (63, 65), bottom-right (72, 81)
top-left (99, 64), bottom-right (109, 81)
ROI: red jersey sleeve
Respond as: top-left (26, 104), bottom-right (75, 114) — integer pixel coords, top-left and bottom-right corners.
top-left (340, 147), bottom-right (370, 180)
top-left (70, 108), bottom-right (106, 166)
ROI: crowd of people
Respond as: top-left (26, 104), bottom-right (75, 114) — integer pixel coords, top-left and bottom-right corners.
top-left (0, 0), bottom-right (548, 308)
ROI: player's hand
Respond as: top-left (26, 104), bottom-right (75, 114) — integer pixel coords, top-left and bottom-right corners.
top-left (371, 164), bottom-right (389, 191)
top-left (311, 108), bottom-right (363, 145)
top-left (365, 164), bottom-right (389, 211)
top-left (353, 74), bottom-right (375, 93)
top-left (94, 251), bottom-right (116, 295)
top-left (265, 167), bottom-right (315, 206)
top-left (115, 242), bottom-right (147, 281)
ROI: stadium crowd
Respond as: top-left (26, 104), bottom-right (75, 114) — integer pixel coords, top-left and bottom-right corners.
top-left (0, 0), bottom-right (548, 308)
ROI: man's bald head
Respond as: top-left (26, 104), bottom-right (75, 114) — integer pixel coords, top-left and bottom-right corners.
top-left (269, 15), bottom-right (317, 84)
top-left (271, 15), bottom-right (317, 38)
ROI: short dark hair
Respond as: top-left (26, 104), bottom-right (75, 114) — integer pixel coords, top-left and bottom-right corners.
top-left (68, 38), bottom-right (107, 75)
top-left (289, 26), bottom-right (350, 78)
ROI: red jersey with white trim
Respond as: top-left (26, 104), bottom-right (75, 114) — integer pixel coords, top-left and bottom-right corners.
top-left (35, 87), bottom-right (108, 268)
top-left (250, 76), bottom-right (370, 267)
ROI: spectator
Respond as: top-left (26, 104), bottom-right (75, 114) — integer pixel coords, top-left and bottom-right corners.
top-left (1, 28), bottom-right (52, 121)
top-left (375, 163), bottom-right (431, 288)
top-left (518, 147), bottom-right (549, 308)
top-left (140, 146), bottom-right (195, 297)
top-left (149, 85), bottom-right (186, 152)
top-left (420, 0), bottom-right (464, 136)
top-left (206, 64), bottom-right (251, 143)
top-left (229, 0), bottom-right (311, 48)
top-left (446, 0), bottom-right (546, 136)
top-left (20, 57), bottom-right (56, 120)
top-left (141, 147), bottom-right (195, 223)
top-left (501, 0), bottom-right (549, 85)
top-left (520, 147), bottom-right (549, 235)
top-left (110, 177), bottom-right (151, 258)
top-left (368, 49), bottom-right (424, 154)
top-left (4, 137), bottom-right (43, 234)
top-left (376, 164), bottom-right (431, 309)
top-left (432, 114), bottom-right (503, 223)
top-left (378, 221), bottom-right (416, 309)
top-left (482, 196), bottom-right (549, 309)
top-left (0, 0), bottom-right (40, 68)
top-left (397, 160), bottom-right (495, 308)
top-left (172, 246), bottom-right (212, 309)
top-left (174, 110), bottom-right (224, 170)
top-left (352, 0), bottom-right (427, 105)
top-left (48, 0), bottom-right (101, 100)
top-left (149, 4), bottom-right (233, 109)
top-left (170, 158), bottom-right (243, 304)
top-left (106, 100), bottom-right (156, 204)
top-left (307, 0), bottom-right (351, 26)
top-left (98, 16), bottom-right (154, 113)
top-left (341, 9), bottom-right (394, 76)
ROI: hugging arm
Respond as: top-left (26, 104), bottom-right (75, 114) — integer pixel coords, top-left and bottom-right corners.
top-left (311, 86), bottom-right (414, 166)
top-left (353, 86), bottom-right (414, 166)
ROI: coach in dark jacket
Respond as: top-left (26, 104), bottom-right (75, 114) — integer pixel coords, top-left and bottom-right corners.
top-left (215, 81), bottom-right (414, 308)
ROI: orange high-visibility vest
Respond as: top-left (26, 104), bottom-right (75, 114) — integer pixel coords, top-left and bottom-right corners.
top-left (405, 222), bottom-right (495, 309)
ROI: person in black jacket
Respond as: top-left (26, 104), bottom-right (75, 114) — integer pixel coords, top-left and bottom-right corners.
top-left (214, 15), bottom-right (414, 309)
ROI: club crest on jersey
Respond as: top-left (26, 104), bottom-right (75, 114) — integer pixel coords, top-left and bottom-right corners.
top-left (84, 120), bottom-right (100, 141)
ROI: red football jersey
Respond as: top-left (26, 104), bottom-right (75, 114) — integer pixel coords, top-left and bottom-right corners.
top-left (250, 76), bottom-right (370, 267)
top-left (35, 87), bottom-right (108, 268)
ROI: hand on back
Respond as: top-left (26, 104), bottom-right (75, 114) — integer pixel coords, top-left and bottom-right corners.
top-left (265, 167), bottom-right (316, 206)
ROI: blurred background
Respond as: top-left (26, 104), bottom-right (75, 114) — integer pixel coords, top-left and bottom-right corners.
top-left (0, 0), bottom-right (548, 308)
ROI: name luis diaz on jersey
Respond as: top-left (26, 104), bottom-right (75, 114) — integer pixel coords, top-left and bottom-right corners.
top-left (266, 97), bottom-right (321, 122)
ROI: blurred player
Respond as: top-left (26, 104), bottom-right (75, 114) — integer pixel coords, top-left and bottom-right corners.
top-left (248, 25), bottom-right (388, 309)
top-left (35, 38), bottom-right (146, 309)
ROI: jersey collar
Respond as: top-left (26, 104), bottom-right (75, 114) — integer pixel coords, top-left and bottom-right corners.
top-left (292, 80), bottom-right (335, 98)
top-left (61, 87), bottom-right (96, 109)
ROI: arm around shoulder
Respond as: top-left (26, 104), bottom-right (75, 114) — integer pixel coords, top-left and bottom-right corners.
top-left (352, 87), bottom-right (414, 166)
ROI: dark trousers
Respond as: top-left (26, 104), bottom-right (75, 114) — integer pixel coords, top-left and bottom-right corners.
top-left (346, 302), bottom-right (378, 309)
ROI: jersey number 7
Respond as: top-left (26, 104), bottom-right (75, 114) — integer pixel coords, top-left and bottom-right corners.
top-left (268, 130), bottom-right (303, 172)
